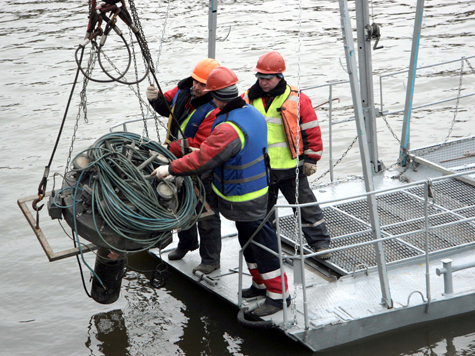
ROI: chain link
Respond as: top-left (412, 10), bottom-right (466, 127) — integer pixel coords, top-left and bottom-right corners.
top-left (64, 48), bottom-right (96, 176)
top-left (398, 57), bottom-right (465, 162)
top-left (128, 0), bottom-right (163, 141)
top-left (129, 29), bottom-right (149, 138)
top-left (155, 0), bottom-right (171, 70)
top-left (318, 57), bottom-right (468, 183)
top-left (310, 135), bottom-right (358, 187)
top-left (98, 48), bottom-right (174, 142)
top-left (291, 285), bottom-right (299, 326)
top-left (465, 57), bottom-right (475, 75)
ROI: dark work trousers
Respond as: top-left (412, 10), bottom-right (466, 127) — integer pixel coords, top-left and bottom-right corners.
top-left (177, 177), bottom-right (221, 265)
top-left (236, 219), bottom-right (288, 307)
top-left (268, 171), bottom-right (330, 249)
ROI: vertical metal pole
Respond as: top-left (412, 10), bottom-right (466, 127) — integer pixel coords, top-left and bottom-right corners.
top-left (399, 0), bottom-right (425, 166)
top-left (275, 207), bottom-right (288, 325)
top-left (328, 85), bottom-right (334, 182)
top-left (355, 0), bottom-right (380, 172)
top-left (297, 205), bottom-right (308, 329)
top-left (208, 0), bottom-right (218, 59)
top-left (442, 259), bottom-right (453, 295)
top-left (424, 180), bottom-right (432, 304)
top-left (338, 0), bottom-right (392, 308)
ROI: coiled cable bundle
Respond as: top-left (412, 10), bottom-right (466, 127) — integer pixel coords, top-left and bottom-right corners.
top-left (64, 131), bottom-right (203, 253)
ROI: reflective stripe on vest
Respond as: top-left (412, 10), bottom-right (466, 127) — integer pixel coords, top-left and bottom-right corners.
top-left (177, 100), bottom-right (217, 140)
top-left (165, 89), bottom-right (183, 144)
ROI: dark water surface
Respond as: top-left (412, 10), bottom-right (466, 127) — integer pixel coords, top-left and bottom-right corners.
top-left (1, 0), bottom-right (475, 355)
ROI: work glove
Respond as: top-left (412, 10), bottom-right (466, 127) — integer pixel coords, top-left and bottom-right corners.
top-left (146, 85), bottom-right (159, 101)
top-left (303, 162), bottom-right (317, 176)
top-left (152, 165), bottom-right (170, 179)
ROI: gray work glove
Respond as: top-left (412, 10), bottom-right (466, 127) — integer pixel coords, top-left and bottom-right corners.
top-left (146, 85), bottom-right (159, 101)
top-left (303, 162), bottom-right (317, 176)
top-left (152, 165), bottom-right (170, 179)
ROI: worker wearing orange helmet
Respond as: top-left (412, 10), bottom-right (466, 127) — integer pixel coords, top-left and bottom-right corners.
top-left (146, 58), bottom-right (222, 274)
top-left (243, 51), bottom-right (331, 259)
top-left (154, 67), bottom-right (289, 317)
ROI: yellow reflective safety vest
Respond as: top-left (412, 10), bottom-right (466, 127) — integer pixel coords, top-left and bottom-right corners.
top-left (243, 85), bottom-right (304, 170)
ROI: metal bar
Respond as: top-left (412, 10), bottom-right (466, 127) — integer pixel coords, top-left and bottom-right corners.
top-left (208, 0), bottom-right (217, 59)
top-left (296, 205), bottom-right (309, 329)
top-left (275, 207), bottom-right (288, 325)
top-left (436, 259), bottom-right (454, 294)
top-left (383, 92), bottom-right (475, 116)
top-left (276, 168), bottom-right (475, 209)
top-left (109, 115), bottom-right (159, 132)
top-left (355, 0), bottom-right (379, 172)
top-left (410, 156), bottom-right (475, 187)
top-left (328, 84), bottom-right (334, 182)
top-left (437, 259), bottom-right (475, 278)
top-left (17, 195), bottom-right (97, 262)
top-left (423, 180), bottom-right (432, 303)
top-left (378, 55), bottom-right (475, 79)
top-left (339, 0), bottom-right (392, 307)
top-left (399, 0), bottom-right (425, 165)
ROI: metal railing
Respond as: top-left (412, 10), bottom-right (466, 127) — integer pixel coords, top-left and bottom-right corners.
top-left (109, 115), bottom-right (160, 133)
top-left (436, 258), bottom-right (475, 295)
top-left (237, 168), bottom-right (475, 328)
top-left (302, 55), bottom-right (475, 182)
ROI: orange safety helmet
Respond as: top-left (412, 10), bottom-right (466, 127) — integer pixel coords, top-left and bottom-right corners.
top-left (204, 67), bottom-right (239, 92)
top-left (254, 51), bottom-right (286, 74)
top-left (191, 58), bottom-right (221, 84)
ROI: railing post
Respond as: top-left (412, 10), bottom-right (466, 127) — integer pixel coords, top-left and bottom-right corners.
top-left (328, 84), bottom-right (334, 182)
top-left (423, 180), bottom-right (432, 303)
top-left (275, 207), bottom-right (288, 325)
top-left (440, 259), bottom-right (454, 295)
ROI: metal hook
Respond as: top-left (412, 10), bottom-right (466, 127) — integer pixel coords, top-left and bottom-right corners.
top-left (32, 197), bottom-right (44, 212)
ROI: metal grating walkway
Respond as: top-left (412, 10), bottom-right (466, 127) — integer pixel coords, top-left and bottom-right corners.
top-left (278, 178), bottom-right (475, 275)
top-left (409, 136), bottom-right (475, 180)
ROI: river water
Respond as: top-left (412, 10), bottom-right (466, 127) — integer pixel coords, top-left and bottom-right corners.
top-left (1, 0), bottom-right (475, 355)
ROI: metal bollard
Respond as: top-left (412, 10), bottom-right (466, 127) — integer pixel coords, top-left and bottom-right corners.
top-left (436, 259), bottom-right (453, 295)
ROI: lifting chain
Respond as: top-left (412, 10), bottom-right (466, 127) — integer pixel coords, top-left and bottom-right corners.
top-left (129, 29), bottom-right (149, 138)
top-left (465, 57), bottom-right (475, 75)
top-left (310, 135), bottom-right (358, 187)
top-left (155, 0), bottom-right (171, 71)
top-left (65, 48), bottom-right (96, 176)
top-left (369, 57), bottom-right (468, 179)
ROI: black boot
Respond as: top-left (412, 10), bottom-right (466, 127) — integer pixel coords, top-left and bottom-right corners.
top-left (252, 303), bottom-right (282, 316)
top-left (168, 244), bottom-right (199, 261)
top-left (241, 286), bottom-right (266, 298)
top-left (309, 244), bottom-right (332, 260)
top-left (252, 297), bottom-right (291, 317)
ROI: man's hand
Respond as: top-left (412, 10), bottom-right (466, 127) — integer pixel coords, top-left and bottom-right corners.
top-left (303, 162), bottom-right (317, 176)
top-left (146, 85), bottom-right (159, 101)
top-left (152, 165), bottom-right (170, 179)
